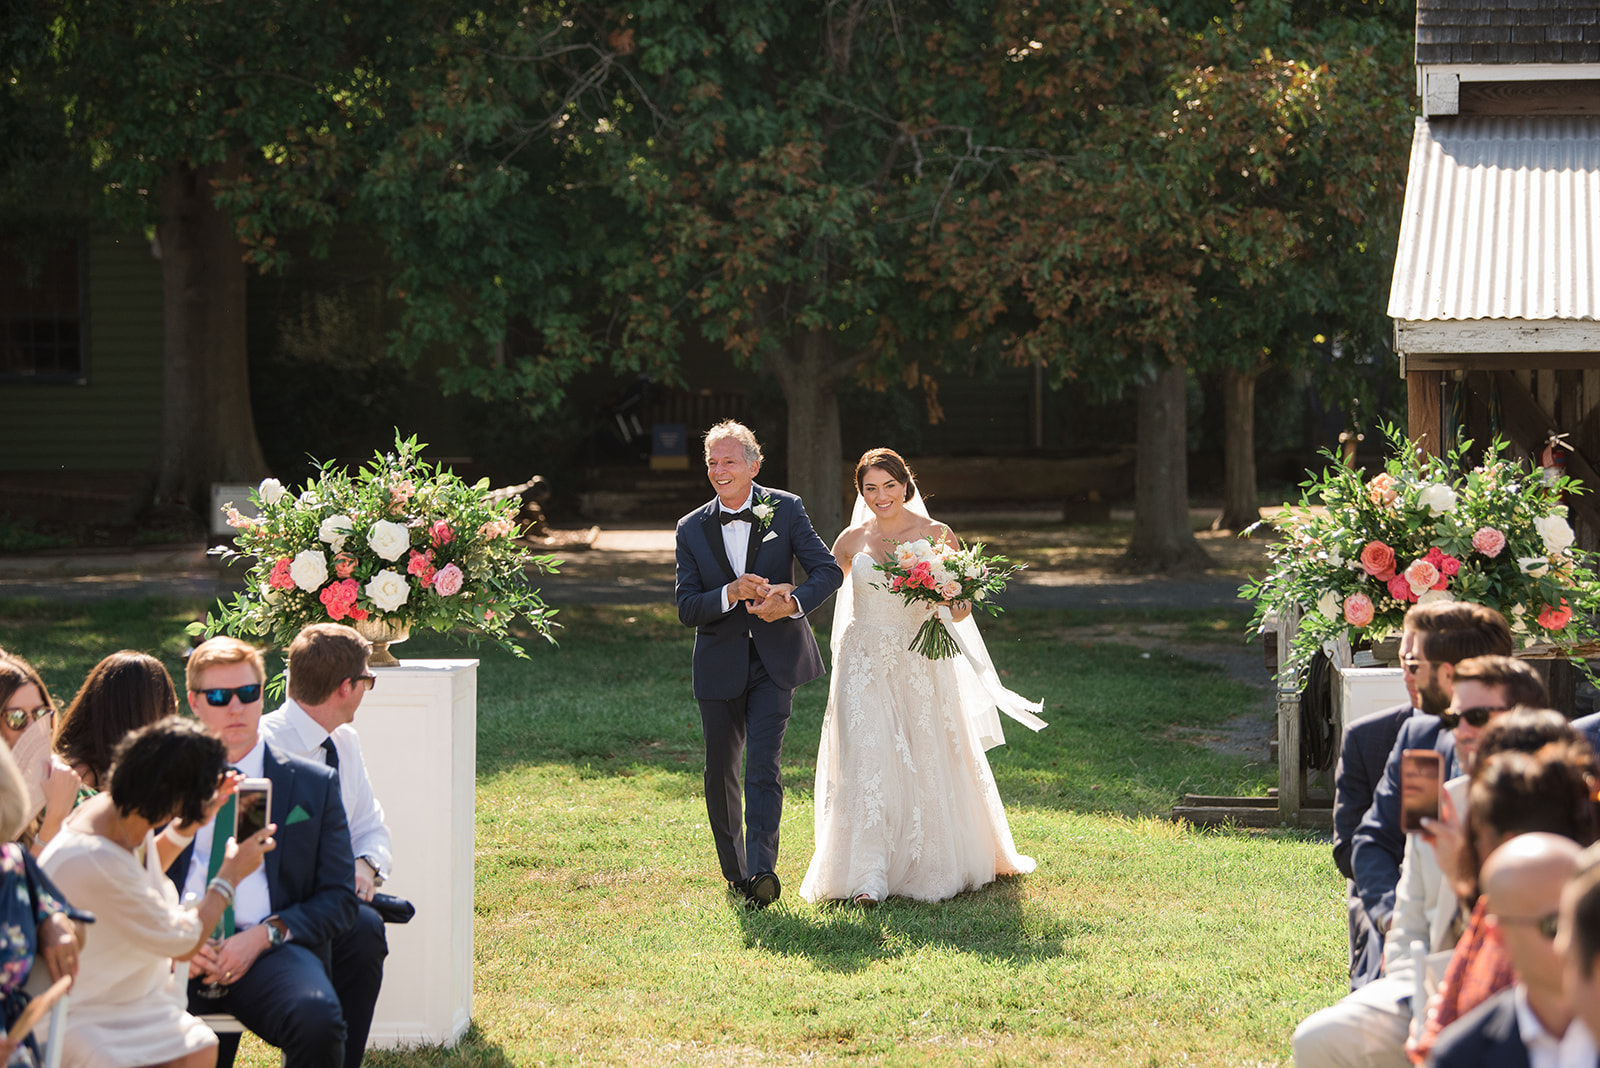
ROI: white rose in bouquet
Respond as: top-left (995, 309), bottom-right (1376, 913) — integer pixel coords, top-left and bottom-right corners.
top-left (1315, 589), bottom-right (1342, 619)
top-left (1535, 514), bottom-right (1576, 554)
top-left (366, 569), bottom-right (410, 611)
top-left (257, 478), bottom-right (285, 506)
top-left (367, 519), bottom-right (411, 561)
top-left (1417, 483), bottom-right (1458, 517)
top-left (1418, 589), bottom-right (1456, 605)
top-left (319, 514), bottom-right (354, 551)
top-left (289, 550), bottom-right (329, 592)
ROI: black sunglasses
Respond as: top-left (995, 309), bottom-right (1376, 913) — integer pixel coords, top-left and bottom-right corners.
top-left (1497, 912), bottom-right (1560, 939)
top-left (349, 674), bottom-right (377, 692)
top-left (191, 684), bottom-right (263, 707)
top-left (1438, 705), bottom-right (1507, 730)
top-left (1, 705), bottom-right (50, 732)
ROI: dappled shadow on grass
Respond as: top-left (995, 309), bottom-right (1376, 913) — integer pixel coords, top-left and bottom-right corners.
top-left (361, 1023), bottom-right (515, 1067)
top-left (733, 876), bottom-right (1082, 974)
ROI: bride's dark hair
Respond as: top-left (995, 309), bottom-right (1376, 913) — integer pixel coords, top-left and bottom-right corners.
top-left (854, 448), bottom-right (918, 502)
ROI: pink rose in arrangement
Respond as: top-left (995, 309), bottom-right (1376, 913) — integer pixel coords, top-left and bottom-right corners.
top-left (268, 558), bottom-right (296, 591)
top-left (1404, 558), bottom-right (1441, 597)
top-left (1344, 593), bottom-right (1376, 627)
top-left (939, 580), bottom-right (962, 599)
top-left (1472, 526), bottom-right (1507, 558)
top-left (433, 563), bottom-right (464, 597)
top-left (429, 520), bottom-right (454, 548)
top-left (333, 552), bottom-right (358, 579)
top-left (318, 578), bottom-right (362, 621)
top-left (1423, 546), bottom-right (1462, 578)
top-left (1366, 473), bottom-right (1399, 506)
top-left (1387, 574), bottom-right (1417, 603)
top-left (1359, 541), bottom-right (1398, 581)
top-left (349, 607), bottom-right (369, 622)
top-left (406, 549), bottom-right (436, 585)
top-left (1538, 600), bottom-right (1574, 631)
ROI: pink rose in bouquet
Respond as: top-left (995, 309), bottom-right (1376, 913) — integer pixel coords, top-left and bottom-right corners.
top-left (1387, 574), bottom-right (1416, 603)
top-left (434, 563), bottom-right (464, 597)
top-left (1360, 541), bottom-right (1398, 580)
top-left (429, 520), bottom-right (455, 548)
top-left (268, 558), bottom-right (296, 591)
top-left (1423, 546), bottom-right (1461, 579)
top-left (1344, 593), bottom-right (1375, 626)
top-left (332, 552), bottom-right (358, 579)
top-left (1472, 527), bottom-right (1507, 558)
top-left (1538, 599), bottom-right (1574, 630)
top-left (407, 549), bottom-right (437, 585)
top-left (319, 578), bottom-right (361, 621)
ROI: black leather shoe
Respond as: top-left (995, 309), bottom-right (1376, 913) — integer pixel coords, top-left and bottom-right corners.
top-left (727, 879), bottom-right (747, 898)
top-left (747, 872), bottom-right (780, 908)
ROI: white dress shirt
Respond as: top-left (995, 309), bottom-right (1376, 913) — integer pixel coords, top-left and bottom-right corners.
top-left (260, 699), bottom-right (392, 880)
top-left (1516, 986), bottom-right (1598, 1068)
top-left (718, 492), bottom-right (802, 617)
top-left (182, 738), bottom-right (271, 928)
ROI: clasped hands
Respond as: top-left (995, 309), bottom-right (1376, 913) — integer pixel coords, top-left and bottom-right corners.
top-left (728, 573), bottom-right (798, 622)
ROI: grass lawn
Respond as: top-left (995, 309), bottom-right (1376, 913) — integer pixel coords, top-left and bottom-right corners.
top-left (0, 597), bottom-right (1344, 1067)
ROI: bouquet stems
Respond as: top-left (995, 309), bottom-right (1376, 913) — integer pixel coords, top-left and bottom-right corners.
top-left (909, 616), bottom-right (959, 660)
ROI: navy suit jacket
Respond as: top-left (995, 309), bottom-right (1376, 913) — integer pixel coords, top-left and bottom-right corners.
top-left (1332, 701), bottom-right (1419, 881)
top-left (675, 485), bottom-right (844, 701)
top-left (166, 740), bottom-right (358, 961)
top-left (1350, 713), bottom-right (1457, 929)
top-left (1431, 987), bottom-right (1528, 1068)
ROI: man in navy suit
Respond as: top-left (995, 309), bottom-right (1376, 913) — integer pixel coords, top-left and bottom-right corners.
top-left (1434, 834), bottom-right (1588, 1068)
top-left (169, 637), bottom-right (359, 1068)
top-left (675, 421), bottom-right (843, 907)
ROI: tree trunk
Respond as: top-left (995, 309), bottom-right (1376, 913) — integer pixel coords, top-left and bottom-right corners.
top-left (766, 327), bottom-right (846, 544)
top-left (1122, 356), bottom-right (1212, 572)
top-left (1215, 364), bottom-right (1260, 531)
top-left (151, 160), bottom-right (269, 516)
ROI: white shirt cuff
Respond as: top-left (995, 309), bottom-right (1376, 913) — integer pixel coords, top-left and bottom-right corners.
top-left (722, 585), bottom-right (735, 613)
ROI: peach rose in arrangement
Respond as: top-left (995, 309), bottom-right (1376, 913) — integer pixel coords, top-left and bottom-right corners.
top-left (1344, 593), bottom-right (1376, 627)
top-left (1538, 600), bottom-right (1574, 631)
top-left (1367, 473), bottom-right (1400, 505)
top-left (1471, 526), bottom-right (1507, 558)
top-left (1359, 541), bottom-right (1398, 580)
top-left (268, 558), bottom-right (296, 591)
top-left (1404, 558), bottom-right (1441, 597)
top-left (333, 552), bottom-right (358, 579)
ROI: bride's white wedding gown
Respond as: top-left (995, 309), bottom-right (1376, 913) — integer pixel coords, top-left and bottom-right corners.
top-left (799, 552), bottom-right (1036, 903)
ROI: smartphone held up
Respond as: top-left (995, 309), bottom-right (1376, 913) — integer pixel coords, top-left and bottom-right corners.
top-left (233, 778), bottom-right (272, 841)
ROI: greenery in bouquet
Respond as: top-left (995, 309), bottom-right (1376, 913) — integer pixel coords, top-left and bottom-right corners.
top-left (874, 538), bottom-right (1021, 659)
top-left (1243, 426), bottom-right (1600, 682)
top-left (191, 433), bottom-right (559, 658)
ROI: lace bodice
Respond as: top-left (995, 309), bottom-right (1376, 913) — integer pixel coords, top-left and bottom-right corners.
top-left (847, 551), bottom-right (925, 632)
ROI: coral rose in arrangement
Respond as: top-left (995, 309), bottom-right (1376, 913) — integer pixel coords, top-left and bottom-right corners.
top-left (1360, 541), bottom-right (1397, 580)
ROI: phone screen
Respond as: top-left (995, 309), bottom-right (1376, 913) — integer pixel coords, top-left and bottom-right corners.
top-left (234, 779), bottom-right (271, 841)
top-left (1400, 749), bottom-right (1442, 833)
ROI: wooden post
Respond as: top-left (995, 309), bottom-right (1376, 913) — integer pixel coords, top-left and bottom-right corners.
top-left (1275, 611), bottom-right (1303, 825)
top-left (1408, 369), bottom-right (1445, 458)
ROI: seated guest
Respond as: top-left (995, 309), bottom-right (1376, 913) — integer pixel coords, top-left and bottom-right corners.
top-left (0, 729), bottom-right (81, 1064)
top-left (53, 651), bottom-right (181, 790)
top-left (1292, 661), bottom-right (1550, 1068)
top-left (1411, 739), bottom-right (1600, 1063)
top-left (0, 653), bottom-right (83, 850)
top-left (40, 717), bottom-right (276, 1068)
top-left (260, 623), bottom-right (390, 1068)
top-left (1333, 623), bottom-right (1423, 988)
top-left (1432, 833), bottom-right (1589, 1067)
top-left (1350, 604), bottom-right (1514, 952)
top-left (1556, 841), bottom-right (1600, 1044)
top-left (169, 637), bottom-right (358, 1068)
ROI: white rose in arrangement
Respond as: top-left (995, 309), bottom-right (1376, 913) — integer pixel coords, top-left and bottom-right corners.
top-left (750, 502), bottom-right (774, 524)
top-left (367, 519), bottom-right (411, 561)
top-left (365, 569), bottom-right (411, 612)
top-left (289, 550), bottom-right (329, 592)
top-left (1518, 556), bottom-right (1551, 578)
top-left (259, 583), bottom-right (280, 605)
top-left (1417, 483), bottom-right (1458, 517)
top-left (1512, 603), bottom-right (1527, 616)
top-left (1417, 589), bottom-right (1456, 606)
top-left (1315, 589), bottom-right (1341, 619)
top-left (298, 490), bottom-right (319, 506)
top-left (257, 478), bottom-right (285, 506)
top-left (1326, 550), bottom-right (1345, 569)
top-left (1535, 514), bottom-right (1576, 554)
top-left (319, 514), bottom-right (354, 551)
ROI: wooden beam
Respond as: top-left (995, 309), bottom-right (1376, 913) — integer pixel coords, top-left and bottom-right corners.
top-left (1396, 320), bottom-right (1600, 354)
top-left (1408, 369), bottom-right (1444, 458)
top-left (1460, 80), bottom-right (1600, 116)
top-left (1464, 371), bottom-right (1600, 532)
top-left (1404, 353), bottom-right (1600, 373)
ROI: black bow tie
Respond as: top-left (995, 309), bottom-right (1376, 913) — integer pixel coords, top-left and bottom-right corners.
top-left (720, 509), bottom-right (756, 525)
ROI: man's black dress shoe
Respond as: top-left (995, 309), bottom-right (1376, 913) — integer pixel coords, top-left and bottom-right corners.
top-left (747, 872), bottom-right (780, 908)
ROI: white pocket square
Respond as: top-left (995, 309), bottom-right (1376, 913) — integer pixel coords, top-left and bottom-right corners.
top-left (762, 530), bottom-right (778, 543)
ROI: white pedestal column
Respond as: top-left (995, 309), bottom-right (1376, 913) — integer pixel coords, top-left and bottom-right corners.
top-left (354, 659), bottom-right (477, 1049)
top-left (1332, 663), bottom-right (1410, 768)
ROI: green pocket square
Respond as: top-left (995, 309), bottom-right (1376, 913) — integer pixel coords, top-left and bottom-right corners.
top-left (285, 804), bottom-right (311, 826)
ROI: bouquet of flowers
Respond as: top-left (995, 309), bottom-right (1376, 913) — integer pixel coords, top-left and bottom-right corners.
top-left (1243, 426), bottom-right (1600, 683)
top-left (874, 539), bottom-right (1021, 659)
top-left (190, 433), bottom-right (559, 660)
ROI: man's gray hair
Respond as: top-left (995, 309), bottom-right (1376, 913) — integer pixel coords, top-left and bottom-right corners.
top-left (703, 420), bottom-right (763, 466)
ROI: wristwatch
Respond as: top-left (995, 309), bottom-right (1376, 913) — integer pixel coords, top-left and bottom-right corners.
top-left (264, 917), bottom-right (288, 948)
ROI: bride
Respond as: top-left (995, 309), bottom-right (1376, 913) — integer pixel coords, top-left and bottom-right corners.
top-left (799, 447), bottom-right (1045, 906)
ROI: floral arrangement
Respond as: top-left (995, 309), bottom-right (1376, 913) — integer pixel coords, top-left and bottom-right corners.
top-left (190, 434), bottom-right (559, 658)
top-left (874, 539), bottom-right (1020, 659)
top-left (1243, 427), bottom-right (1600, 682)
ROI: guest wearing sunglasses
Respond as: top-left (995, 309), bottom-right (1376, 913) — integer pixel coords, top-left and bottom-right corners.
top-left (166, 637), bottom-right (358, 1068)
top-left (1433, 833), bottom-right (1592, 1068)
top-left (260, 623), bottom-right (391, 1068)
top-left (0, 653), bottom-right (84, 852)
top-left (54, 650), bottom-right (180, 790)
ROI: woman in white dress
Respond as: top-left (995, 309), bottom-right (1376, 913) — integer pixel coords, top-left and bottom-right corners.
top-left (799, 448), bottom-right (1044, 906)
top-left (39, 717), bottom-right (274, 1068)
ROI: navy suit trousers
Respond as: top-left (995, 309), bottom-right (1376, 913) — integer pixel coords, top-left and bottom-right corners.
top-left (190, 942), bottom-right (345, 1068)
top-left (698, 644), bottom-right (793, 884)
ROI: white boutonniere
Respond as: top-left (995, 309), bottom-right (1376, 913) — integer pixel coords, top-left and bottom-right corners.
top-left (750, 492), bottom-right (777, 531)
